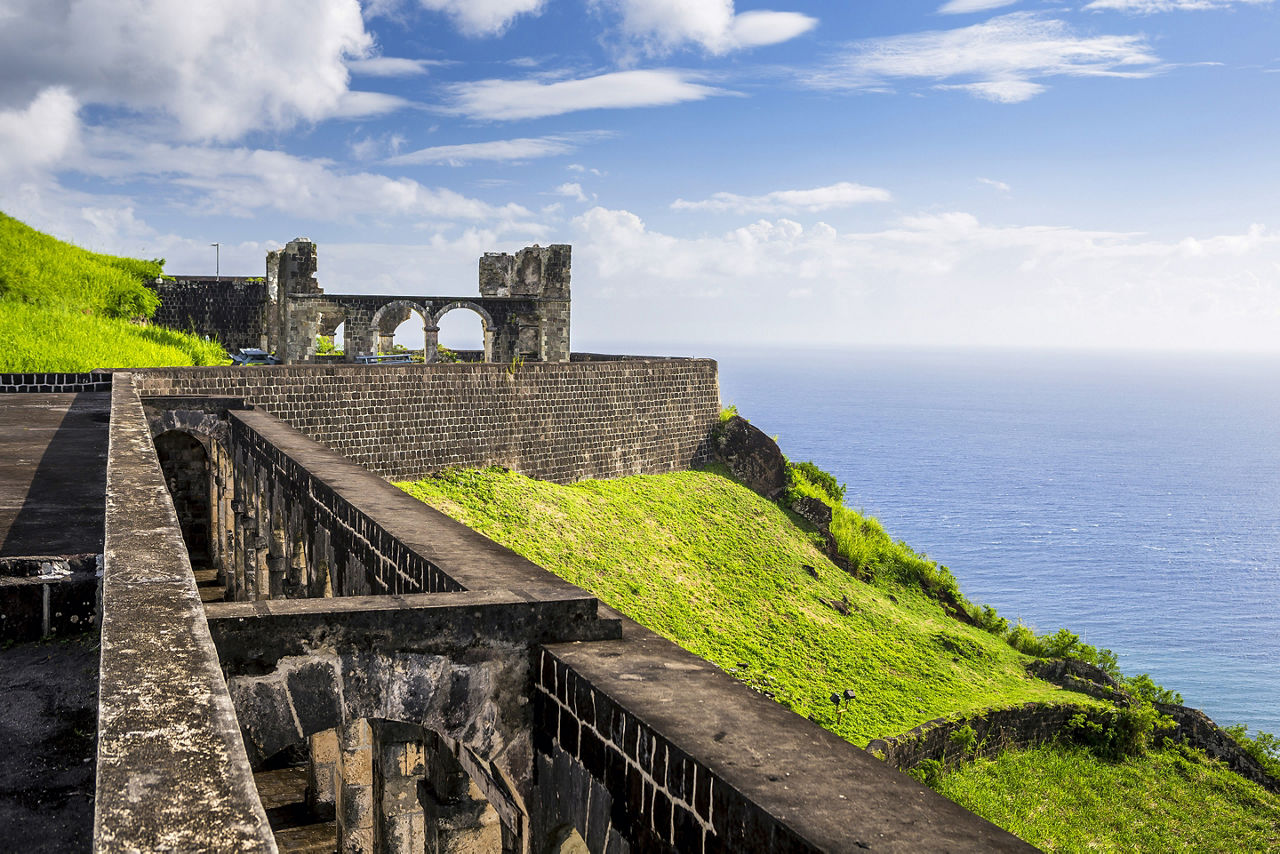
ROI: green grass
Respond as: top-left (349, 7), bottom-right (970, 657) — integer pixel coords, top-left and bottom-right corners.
top-left (396, 466), bottom-right (1077, 745)
top-left (0, 211), bottom-right (228, 370)
top-left (932, 744), bottom-right (1280, 853)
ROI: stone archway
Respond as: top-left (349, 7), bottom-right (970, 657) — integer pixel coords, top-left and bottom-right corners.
top-left (370, 300), bottom-right (430, 358)
top-left (433, 301), bottom-right (495, 363)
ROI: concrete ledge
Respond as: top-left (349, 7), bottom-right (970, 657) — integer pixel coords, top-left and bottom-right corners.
top-left (540, 617), bottom-right (1035, 853)
top-left (95, 373), bottom-right (276, 853)
top-left (206, 590), bottom-right (622, 674)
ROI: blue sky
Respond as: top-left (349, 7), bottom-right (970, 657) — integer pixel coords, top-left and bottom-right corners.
top-left (1, 0), bottom-right (1277, 352)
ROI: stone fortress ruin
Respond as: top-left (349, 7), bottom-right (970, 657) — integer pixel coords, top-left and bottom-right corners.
top-left (152, 239), bottom-right (572, 365)
top-left (0, 240), bottom-right (1039, 853)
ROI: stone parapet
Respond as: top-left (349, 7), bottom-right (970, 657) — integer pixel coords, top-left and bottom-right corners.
top-left (131, 359), bottom-right (721, 484)
top-left (94, 373), bottom-right (276, 852)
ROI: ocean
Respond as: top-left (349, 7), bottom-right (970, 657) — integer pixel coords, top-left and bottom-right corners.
top-left (716, 348), bottom-right (1280, 736)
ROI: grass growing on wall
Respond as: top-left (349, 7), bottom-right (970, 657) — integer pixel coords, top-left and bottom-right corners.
top-left (396, 465), bottom-right (1075, 745)
top-left (0, 211), bottom-right (228, 370)
top-left (931, 744), bottom-right (1280, 852)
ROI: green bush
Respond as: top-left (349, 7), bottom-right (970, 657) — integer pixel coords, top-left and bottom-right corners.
top-left (787, 460), bottom-right (845, 504)
top-left (1067, 706), bottom-right (1174, 760)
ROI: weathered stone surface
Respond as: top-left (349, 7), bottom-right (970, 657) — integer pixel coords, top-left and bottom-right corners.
top-left (133, 357), bottom-right (720, 486)
top-left (536, 619), bottom-right (1036, 854)
top-left (790, 495), bottom-right (832, 528)
top-left (713, 415), bottom-right (788, 500)
top-left (96, 373), bottom-right (275, 852)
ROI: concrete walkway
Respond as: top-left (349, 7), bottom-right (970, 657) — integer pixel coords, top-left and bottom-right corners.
top-left (0, 393), bottom-right (110, 558)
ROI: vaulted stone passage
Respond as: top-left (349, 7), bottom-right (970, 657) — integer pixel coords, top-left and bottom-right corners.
top-left (154, 429), bottom-right (212, 566)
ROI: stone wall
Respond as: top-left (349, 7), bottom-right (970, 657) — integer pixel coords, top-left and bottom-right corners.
top-left (132, 359), bottom-right (721, 484)
top-left (0, 372), bottom-right (112, 393)
top-left (150, 276), bottom-right (271, 352)
top-left (866, 700), bottom-right (1280, 794)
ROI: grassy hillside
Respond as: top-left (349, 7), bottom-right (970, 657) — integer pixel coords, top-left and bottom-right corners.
top-left (0, 212), bottom-right (227, 370)
top-left (933, 744), bottom-right (1280, 852)
top-left (397, 466), bottom-right (1074, 744)
top-left (396, 464), bottom-right (1280, 851)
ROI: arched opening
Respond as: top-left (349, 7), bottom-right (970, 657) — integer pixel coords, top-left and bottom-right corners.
top-left (325, 321), bottom-right (346, 356)
top-left (436, 305), bottom-right (488, 362)
top-left (153, 430), bottom-right (212, 567)
top-left (391, 314), bottom-right (427, 358)
top-left (371, 301), bottom-right (429, 360)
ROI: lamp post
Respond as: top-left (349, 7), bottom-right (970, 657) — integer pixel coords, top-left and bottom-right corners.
top-left (211, 242), bottom-right (220, 283)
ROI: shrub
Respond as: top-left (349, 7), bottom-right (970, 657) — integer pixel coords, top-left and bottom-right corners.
top-left (788, 460), bottom-right (845, 504)
top-left (1067, 706), bottom-right (1174, 760)
top-left (719, 404), bottom-right (739, 422)
top-left (1122, 673), bottom-right (1182, 706)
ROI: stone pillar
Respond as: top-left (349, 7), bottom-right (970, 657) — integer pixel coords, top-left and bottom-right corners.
top-left (268, 513), bottom-right (287, 600)
top-left (337, 718), bottom-right (376, 853)
top-left (424, 326), bottom-right (439, 363)
top-left (308, 728), bottom-right (339, 816)
top-left (374, 722), bottom-right (428, 854)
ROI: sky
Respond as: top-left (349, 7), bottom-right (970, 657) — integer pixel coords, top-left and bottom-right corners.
top-left (0, 0), bottom-right (1277, 353)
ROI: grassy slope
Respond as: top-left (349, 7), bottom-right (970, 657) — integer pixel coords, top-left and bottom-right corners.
top-left (397, 466), bottom-right (1072, 745)
top-left (0, 212), bottom-right (227, 370)
top-left (398, 466), bottom-right (1280, 851)
top-left (934, 744), bottom-right (1280, 852)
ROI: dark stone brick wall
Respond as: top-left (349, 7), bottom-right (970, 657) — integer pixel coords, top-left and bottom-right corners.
top-left (0, 372), bottom-right (112, 393)
top-left (532, 649), bottom-right (817, 854)
top-left (133, 360), bottom-right (720, 484)
top-left (228, 414), bottom-right (465, 598)
top-left (150, 277), bottom-right (270, 352)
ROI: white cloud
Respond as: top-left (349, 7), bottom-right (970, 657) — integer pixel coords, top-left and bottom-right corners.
top-left (808, 13), bottom-right (1160, 103)
top-left (597, 0), bottom-right (817, 56)
top-left (671, 182), bottom-right (891, 214)
top-left (554, 182), bottom-right (590, 202)
top-left (569, 206), bottom-right (1280, 350)
top-left (0, 88), bottom-right (80, 177)
top-left (73, 134), bottom-right (533, 225)
top-left (568, 164), bottom-right (606, 176)
top-left (386, 133), bottom-right (606, 166)
top-left (0, 0), bottom-right (374, 141)
top-left (418, 0), bottom-right (545, 36)
top-left (444, 70), bottom-right (724, 120)
top-left (978, 177), bottom-right (1012, 192)
top-left (1085, 0), bottom-right (1271, 10)
top-left (347, 56), bottom-right (442, 76)
top-left (331, 91), bottom-right (416, 119)
top-left (937, 0), bottom-right (1020, 12)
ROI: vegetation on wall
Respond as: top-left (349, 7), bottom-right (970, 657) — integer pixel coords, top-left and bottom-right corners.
top-left (0, 212), bottom-right (228, 370)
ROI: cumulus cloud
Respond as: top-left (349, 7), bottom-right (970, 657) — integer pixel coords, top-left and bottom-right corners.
top-left (0, 0), bottom-right (377, 140)
top-left (553, 182), bottom-right (590, 202)
top-left (596, 0), bottom-right (817, 56)
top-left (418, 0), bottom-right (545, 36)
top-left (671, 181), bottom-right (891, 214)
top-left (386, 132), bottom-right (607, 166)
top-left (443, 70), bottom-right (724, 120)
top-left (978, 177), bottom-right (1012, 192)
top-left (1085, 0), bottom-right (1271, 10)
top-left (807, 12), bottom-right (1160, 102)
top-left (0, 88), bottom-right (80, 177)
top-left (938, 0), bottom-right (1020, 12)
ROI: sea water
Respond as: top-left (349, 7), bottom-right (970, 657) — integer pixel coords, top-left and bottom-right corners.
top-left (717, 348), bottom-right (1280, 735)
